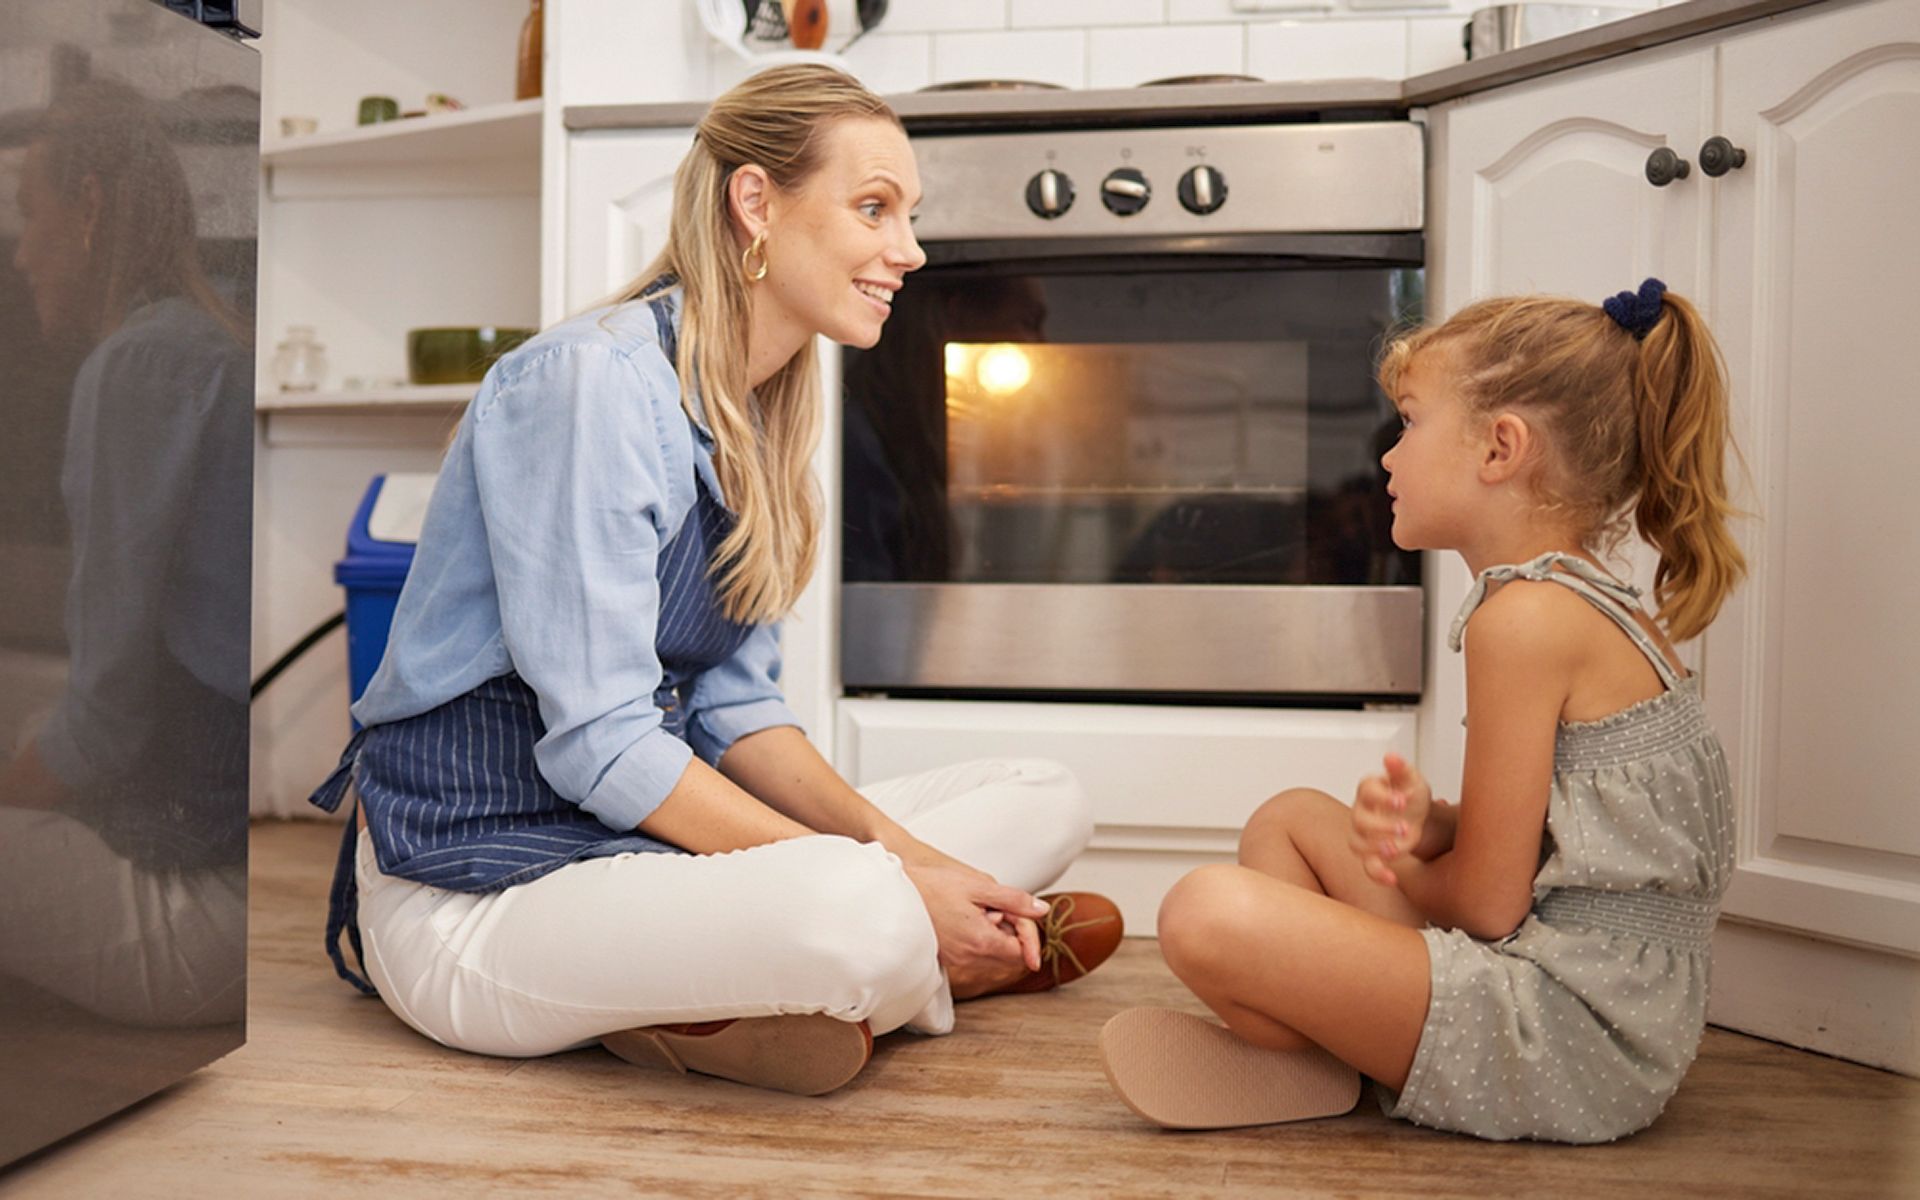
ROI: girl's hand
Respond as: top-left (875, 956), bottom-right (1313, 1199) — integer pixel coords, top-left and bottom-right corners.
top-left (902, 862), bottom-right (1047, 982)
top-left (1351, 752), bottom-right (1434, 887)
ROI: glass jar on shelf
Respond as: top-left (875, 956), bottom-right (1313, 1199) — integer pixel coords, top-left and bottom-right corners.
top-left (272, 326), bottom-right (328, 392)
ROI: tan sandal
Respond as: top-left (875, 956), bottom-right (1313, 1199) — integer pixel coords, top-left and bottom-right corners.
top-left (1100, 1007), bottom-right (1361, 1129)
top-left (602, 1014), bottom-right (873, 1096)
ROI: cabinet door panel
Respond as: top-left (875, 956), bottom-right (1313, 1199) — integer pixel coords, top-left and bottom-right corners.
top-left (1709, 0), bottom-right (1920, 954)
top-left (564, 130), bottom-right (694, 315)
top-left (1442, 50), bottom-right (1715, 311)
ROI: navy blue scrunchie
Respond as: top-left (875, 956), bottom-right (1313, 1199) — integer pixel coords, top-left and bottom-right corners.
top-left (1602, 277), bottom-right (1667, 340)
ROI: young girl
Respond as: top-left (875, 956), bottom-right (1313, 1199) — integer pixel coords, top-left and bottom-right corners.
top-left (1099, 278), bottom-right (1745, 1144)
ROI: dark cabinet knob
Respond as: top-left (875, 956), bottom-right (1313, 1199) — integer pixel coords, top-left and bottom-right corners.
top-left (1645, 146), bottom-right (1691, 188)
top-left (1699, 135), bottom-right (1748, 177)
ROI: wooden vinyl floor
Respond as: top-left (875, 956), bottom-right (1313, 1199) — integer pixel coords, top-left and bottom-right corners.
top-left (3, 820), bottom-right (1917, 1199)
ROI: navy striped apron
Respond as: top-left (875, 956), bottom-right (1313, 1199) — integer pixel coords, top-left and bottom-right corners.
top-left (307, 288), bottom-right (756, 994)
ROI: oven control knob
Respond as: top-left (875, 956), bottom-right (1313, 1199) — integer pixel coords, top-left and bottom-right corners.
top-left (1101, 167), bottom-right (1151, 216)
top-left (1178, 164), bottom-right (1228, 215)
top-left (1025, 168), bottom-right (1075, 219)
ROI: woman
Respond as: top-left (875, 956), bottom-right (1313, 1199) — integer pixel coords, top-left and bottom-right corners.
top-left (309, 66), bottom-right (1120, 1096)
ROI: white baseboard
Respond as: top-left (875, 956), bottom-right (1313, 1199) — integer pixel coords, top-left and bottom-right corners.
top-left (1708, 917), bottom-right (1920, 1077)
top-left (1048, 839), bottom-right (1237, 939)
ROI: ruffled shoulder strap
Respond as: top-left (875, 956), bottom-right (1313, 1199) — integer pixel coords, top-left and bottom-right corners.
top-left (1448, 551), bottom-right (1681, 688)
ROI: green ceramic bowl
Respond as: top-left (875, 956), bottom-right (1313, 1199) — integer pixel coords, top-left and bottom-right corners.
top-left (406, 326), bottom-right (535, 385)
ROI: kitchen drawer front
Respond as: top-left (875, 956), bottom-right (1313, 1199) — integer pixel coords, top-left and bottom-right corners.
top-left (835, 697), bottom-right (1415, 833)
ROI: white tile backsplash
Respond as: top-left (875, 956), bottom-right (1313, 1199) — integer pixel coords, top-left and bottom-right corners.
top-left (1087, 24), bottom-right (1247, 88)
top-left (882, 0), bottom-right (1010, 34)
top-left (608, 0), bottom-right (1504, 105)
top-left (932, 29), bottom-right (1088, 89)
top-left (844, 33), bottom-right (936, 95)
top-left (1012, 0), bottom-right (1167, 29)
top-left (1406, 15), bottom-right (1469, 75)
top-left (1245, 18), bottom-right (1409, 81)
top-left (1167, 0), bottom-right (1335, 22)
top-left (706, 44), bottom-right (757, 98)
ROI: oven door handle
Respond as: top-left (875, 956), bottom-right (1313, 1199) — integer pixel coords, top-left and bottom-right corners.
top-left (921, 231), bottom-right (1423, 269)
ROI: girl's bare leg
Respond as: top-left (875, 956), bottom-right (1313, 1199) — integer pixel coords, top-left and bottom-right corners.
top-left (1155, 788), bottom-right (1431, 1089)
top-left (1237, 787), bottom-right (1427, 925)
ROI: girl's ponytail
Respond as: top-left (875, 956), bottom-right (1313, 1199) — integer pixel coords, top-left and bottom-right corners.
top-left (1629, 290), bottom-right (1746, 642)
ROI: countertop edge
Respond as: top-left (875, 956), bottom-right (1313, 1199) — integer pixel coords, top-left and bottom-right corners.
top-left (1400, 0), bottom-right (1834, 105)
top-left (562, 0), bottom-right (1836, 133)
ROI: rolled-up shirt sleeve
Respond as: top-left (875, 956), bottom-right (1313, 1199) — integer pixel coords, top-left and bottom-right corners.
top-left (683, 621), bottom-right (804, 765)
top-left (470, 342), bottom-right (692, 834)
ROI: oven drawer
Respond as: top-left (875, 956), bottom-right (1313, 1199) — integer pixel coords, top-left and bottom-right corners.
top-left (837, 696), bottom-right (1416, 831)
top-left (840, 583), bottom-right (1423, 697)
top-left (836, 695), bottom-right (1416, 930)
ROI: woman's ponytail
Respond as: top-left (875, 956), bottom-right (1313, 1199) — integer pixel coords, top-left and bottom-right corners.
top-left (1630, 290), bottom-right (1746, 642)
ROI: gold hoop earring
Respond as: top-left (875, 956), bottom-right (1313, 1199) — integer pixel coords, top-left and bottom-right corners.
top-left (742, 230), bottom-right (769, 283)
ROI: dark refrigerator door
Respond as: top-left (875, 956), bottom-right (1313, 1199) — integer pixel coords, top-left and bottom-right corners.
top-left (0, 0), bottom-right (255, 1166)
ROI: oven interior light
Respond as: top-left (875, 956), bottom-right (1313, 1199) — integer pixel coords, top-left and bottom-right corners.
top-left (975, 344), bottom-right (1032, 396)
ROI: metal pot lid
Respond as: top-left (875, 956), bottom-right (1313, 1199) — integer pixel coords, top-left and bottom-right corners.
top-left (1138, 73), bottom-right (1264, 87)
top-left (917, 79), bottom-right (1068, 92)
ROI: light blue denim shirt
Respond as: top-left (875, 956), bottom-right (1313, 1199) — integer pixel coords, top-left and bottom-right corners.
top-left (349, 292), bottom-right (803, 835)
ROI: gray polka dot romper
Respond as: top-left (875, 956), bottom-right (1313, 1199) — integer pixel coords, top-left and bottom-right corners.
top-left (1387, 553), bottom-right (1734, 1144)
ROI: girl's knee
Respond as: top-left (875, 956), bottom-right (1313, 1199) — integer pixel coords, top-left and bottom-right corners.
top-left (1157, 863), bottom-right (1260, 975)
top-left (1239, 787), bottom-right (1341, 863)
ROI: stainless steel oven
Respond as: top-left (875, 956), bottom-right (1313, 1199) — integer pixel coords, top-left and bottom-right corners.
top-left (840, 120), bottom-right (1426, 700)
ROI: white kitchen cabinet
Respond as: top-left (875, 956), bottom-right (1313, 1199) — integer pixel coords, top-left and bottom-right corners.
top-left (564, 130), bottom-right (693, 316)
top-left (1430, 0), bottom-right (1920, 1072)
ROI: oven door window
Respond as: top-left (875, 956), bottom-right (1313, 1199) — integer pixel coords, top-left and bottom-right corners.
top-left (842, 262), bottom-right (1421, 588)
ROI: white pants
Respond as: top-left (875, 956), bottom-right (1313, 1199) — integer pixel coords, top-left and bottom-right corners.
top-left (0, 807), bottom-right (246, 1027)
top-left (355, 757), bottom-right (1091, 1057)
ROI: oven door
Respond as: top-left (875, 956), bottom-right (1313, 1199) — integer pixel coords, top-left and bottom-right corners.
top-left (840, 236), bottom-right (1425, 700)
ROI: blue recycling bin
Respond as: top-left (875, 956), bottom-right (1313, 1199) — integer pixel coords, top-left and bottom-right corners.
top-left (334, 475), bottom-right (420, 706)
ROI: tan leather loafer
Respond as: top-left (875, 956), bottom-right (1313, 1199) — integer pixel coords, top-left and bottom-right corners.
top-left (602, 1014), bottom-right (873, 1096)
top-left (984, 891), bottom-right (1125, 997)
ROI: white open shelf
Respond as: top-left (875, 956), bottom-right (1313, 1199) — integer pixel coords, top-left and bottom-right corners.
top-left (261, 97), bottom-right (542, 171)
top-left (256, 383), bottom-right (476, 414)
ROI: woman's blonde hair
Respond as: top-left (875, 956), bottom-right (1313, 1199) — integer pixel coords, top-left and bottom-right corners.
top-left (1377, 288), bottom-right (1746, 642)
top-left (619, 65), bottom-right (901, 625)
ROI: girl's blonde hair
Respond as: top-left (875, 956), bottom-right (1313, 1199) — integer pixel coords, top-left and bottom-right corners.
top-left (619, 65), bottom-right (901, 625)
top-left (1378, 288), bottom-right (1745, 641)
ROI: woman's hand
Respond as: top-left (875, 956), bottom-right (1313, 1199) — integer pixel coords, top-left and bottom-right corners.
top-left (902, 861), bottom-right (1046, 991)
top-left (1351, 752), bottom-right (1435, 888)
